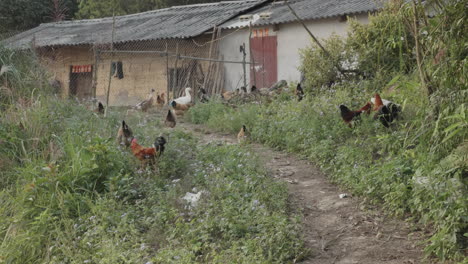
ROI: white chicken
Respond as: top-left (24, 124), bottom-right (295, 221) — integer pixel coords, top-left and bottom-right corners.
top-left (171, 87), bottom-right (192, 105)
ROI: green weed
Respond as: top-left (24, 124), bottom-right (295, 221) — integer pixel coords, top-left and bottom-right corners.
top-left (186, 2), bottom-right (467, 259)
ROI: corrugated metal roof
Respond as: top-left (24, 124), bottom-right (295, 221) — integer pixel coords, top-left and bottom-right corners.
top-left (221, 0), bottom-right (382, 29)
top-left (2, 0), bottom-right (267, 49)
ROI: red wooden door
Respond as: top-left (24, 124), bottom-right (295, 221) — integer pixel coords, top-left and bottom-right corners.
top-left (250, 35), bottom-right (277, 89)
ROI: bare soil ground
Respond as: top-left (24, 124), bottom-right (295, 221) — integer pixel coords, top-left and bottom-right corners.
top-left (151, 109), bottom-right (432, 263)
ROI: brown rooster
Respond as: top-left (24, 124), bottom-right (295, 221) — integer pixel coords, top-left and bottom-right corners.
top-left (130, 136), bottom-right (167, 168)
top-left (171, 101), bottom-right (193, 116)
top-left (339, 102), bottom-right (372, 128)
top-left (372, 93), bottom-right (384, 111)
top-left (371, 93), bottom-right (401, 128)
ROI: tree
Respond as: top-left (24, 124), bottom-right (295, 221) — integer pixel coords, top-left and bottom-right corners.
top-left (75, 0), bottom-right (226, 19)
top-left (0, 0), bottom-right (79, 33)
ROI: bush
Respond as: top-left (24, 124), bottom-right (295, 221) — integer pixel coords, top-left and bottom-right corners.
top-left (0, 46), bottom-right (51, 109)
top-left (0, 51), bottom-right (305, 262)
top-left (186, 1), bottom-right (467, 259)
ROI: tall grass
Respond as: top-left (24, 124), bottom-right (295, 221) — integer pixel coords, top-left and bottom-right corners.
top-left (0, 46), bottom-right (305, 262)
top-left (188, 1), bottom-right (467, 261)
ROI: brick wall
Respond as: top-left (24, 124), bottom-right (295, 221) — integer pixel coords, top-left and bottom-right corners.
top-left (39, 36), bottom-right (212, 106)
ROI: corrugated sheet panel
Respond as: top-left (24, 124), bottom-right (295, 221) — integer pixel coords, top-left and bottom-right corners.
top-left (2, 0), bottom-right (267, 49)
top-left (221, 0), bottom-right (383, 29)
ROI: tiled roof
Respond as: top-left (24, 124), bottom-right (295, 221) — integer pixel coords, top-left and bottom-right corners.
top-left (221, 0), bottom-right (382, 29)
top-left (2, 0), bottom-right (267, 49)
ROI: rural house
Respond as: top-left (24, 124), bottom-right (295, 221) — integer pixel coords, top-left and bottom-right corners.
top-left (2, 0), bottom-right (381, 105)
top-left (218, 0), bottom-right (381, 91)
top-left (2, 0), bottom-right (268, 105)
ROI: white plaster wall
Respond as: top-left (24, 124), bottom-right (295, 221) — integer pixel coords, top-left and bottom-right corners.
top-left (219, 29), bottom-right (251, 92)
top-left (219, 14), bottom-right (369, 91)
top-left (277, 14), bottom-right (369, 82)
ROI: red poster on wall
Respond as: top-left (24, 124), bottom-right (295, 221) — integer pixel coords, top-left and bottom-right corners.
top-left (71, 65), bottom-right (93, 73)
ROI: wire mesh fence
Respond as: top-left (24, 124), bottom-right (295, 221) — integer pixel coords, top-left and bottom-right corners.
top-left (87, 25), bottom-right (255, 107)
top-left (4, 22), bottom-right (267, 107)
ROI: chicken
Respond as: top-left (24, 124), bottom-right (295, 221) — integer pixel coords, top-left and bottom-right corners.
top-left (221, 89), bottom-right (239, 101)
top-left (171, 87), bottom-right (192, 105)
top-left (237, 125), bottom-right (248, 143)
top-left (295, 83), bottom-right (305, 101)
top-left (360, 102), bottom-right (372, 115)
top-left (251, 85), bottom-right (258, 93)
top-left (171, 101), bottom-right (193, 112)
top-left (198, 88), bottom-right (209, 103)
top-left (370, 93), bottom-right (391, 111)
top-left (135, 89), bottom-right (155, 112)
top-left (339, 102), bottom-right (372, 128)
top-left (116, 120), bottom-right (133, 147)
top-left (164, 110), bottom-right (176, 128)
top-left (374, 104), bottom-right (401, 128)
top-left (156, 92), bottom-right (166, 107)
top-left (371, 93), bottom-right (401, 128)
top-left (130, 136), bottom-right (167, 167)
top-left (174, 110), bottom-right (185, 116)
top-left (371, 93), bottom-right (383, 111)
top-left (259, 88), bottom-right (270, 95)
top-left (94, 102), bottom-right (105, 114)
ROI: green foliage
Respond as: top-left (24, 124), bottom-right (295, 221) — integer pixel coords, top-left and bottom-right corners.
top-left (76, 0), bottom-right (224, 19)
top-left (299, 34), bottom-right (352, 91)
top-left (346, 3), bottom-right (415, 76)
top-left (0, 99), bottom-right (305, 262)
top-left (0, 0), bottom-right (78, 33)
top-left (187, 1), bottom-right (468, 260)
top-left (151, 144), bottom-right (306, 263)
top-left (189, 84), bottom-right (467, 261)
top-left (0, 46), bottom-right (51, 109)
top-left (188, 99), bottom-right (261, 135)
top-left (0, 47), bottom-right (304, 262)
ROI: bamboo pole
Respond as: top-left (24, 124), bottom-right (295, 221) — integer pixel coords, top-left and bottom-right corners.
top-left (411, 0), bottom-right (431, 95)
top-left (165, 41), bottom-right (169, 104)
top-left (204, 27), bottom-right (217, 95)
top-left (104, 13), bottom-right (116, 117)
top-left (98, 50), bottom-right (255, 64)
top-left (241, 43), bottom-right (247, 91)
top-left (213, 28), bottom-right (222, 94)
top-left (92, 43), bottom-right (99, 102)
top-left (173, 43), bottom-right (179, 97)
top-left (248, 22), bottom-right (256, 90)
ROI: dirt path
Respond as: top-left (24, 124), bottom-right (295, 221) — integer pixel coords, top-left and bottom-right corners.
top-left (168, 116), bottom-right (429, 263)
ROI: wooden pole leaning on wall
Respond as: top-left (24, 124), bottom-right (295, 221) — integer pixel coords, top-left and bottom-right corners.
top-left (284, 0), bottom-right (347, 77)
top-left (92, 42), bottom-right (99, 103)
top-left (166, 42), bottom-right (169, 104)
top-left (204, 26), bottom-right (217, 95)
top-left (105, 13), bottom-right (116, 117)
top-left (213, 28), bottom-right (222, 95)
top-left (249, 22), bottom-right (256, 91)
top-left (411, 0), bottom-right (431, 95)
top-left (241, 43), bottom-right (247, 91)
top-left (174, 43), bottom-right (179, 97)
